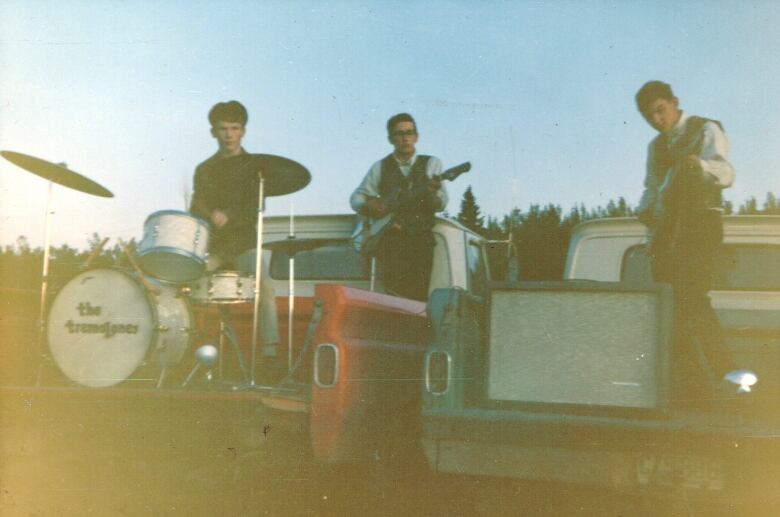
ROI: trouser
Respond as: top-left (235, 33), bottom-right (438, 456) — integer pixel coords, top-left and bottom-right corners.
top-left (378, 228), bottom-right (434, 302)
top-left (207, 250), bottom-right (280, 355)
top-left (651, 209), bottom-right (734, 381)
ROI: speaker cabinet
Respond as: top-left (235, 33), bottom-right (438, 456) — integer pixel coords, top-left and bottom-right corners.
top-left (487, 282), bottom-right (672, 409)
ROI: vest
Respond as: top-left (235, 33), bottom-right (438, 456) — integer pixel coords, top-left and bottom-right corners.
top-left (378, 154), bottom-right (435, 234)
top-left (651, 116), bottom-right (724, 216)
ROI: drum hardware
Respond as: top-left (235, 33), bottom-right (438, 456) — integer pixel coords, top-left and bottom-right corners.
top-left (250, 169), bottom-right (266, 386)
top-left (370, 256), bottom-right (377, 292)
top-left (182, 344), bottom-right (219, 387)
top-left (120, 239), bottom-right (160, 298)
top-left (215, 305), bottom-right (250, 384)
top-left (1, 150), bottom-right (115, 386)
top-left (157, 366), bottom-right (168, 389)
top-left (264, 236), bottom-right (341, 375)
top-left (81, 237), bottom-right (110, 270)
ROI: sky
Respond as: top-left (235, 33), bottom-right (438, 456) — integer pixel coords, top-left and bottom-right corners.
top-left (1, 0), bottom-right (779, 249)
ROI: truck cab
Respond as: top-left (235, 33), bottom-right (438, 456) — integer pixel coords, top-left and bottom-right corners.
top-left (261, 214), bottom-right (491, 298)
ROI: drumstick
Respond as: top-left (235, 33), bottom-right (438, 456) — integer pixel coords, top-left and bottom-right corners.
top-left (81, 237), bottom-right (110, 269)
top-left (118, 239), bottom-right (160, 297)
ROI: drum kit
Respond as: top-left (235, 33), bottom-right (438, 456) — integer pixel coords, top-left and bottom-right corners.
top-left (1, 150), bottom-right (311, 389)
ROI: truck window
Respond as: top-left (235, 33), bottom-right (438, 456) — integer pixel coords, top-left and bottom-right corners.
top-left (621, 244), bottom-right (780, 290)
top-left (621, 245), bottom-right (653, 285)
top-left (714, 244), bottom-right (780, 290)
top-left (269, 241), bottom-right (369, 281)
top-left (467, 239), bottom-right (487, 295)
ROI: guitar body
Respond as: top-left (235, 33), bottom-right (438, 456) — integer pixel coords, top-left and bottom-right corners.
top-left (350, 214), bottom-right (393, 255)
top-left (350, 161), bottom-right (471, 255)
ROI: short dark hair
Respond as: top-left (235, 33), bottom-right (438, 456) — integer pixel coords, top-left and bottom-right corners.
top-left (208, 100), bottom-right (248, 127)
top-left (635, 81), bottom-right (675, 114)
top-left (386, 113), bottom-right (417, 136)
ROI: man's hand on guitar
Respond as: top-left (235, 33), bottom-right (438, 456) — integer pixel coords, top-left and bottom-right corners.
top-left (684, 154), bottom-right (702, 172)
top-left (364, 197), bottom-right (387, 218)
top-left (428, 177), bottom-right (442, 192)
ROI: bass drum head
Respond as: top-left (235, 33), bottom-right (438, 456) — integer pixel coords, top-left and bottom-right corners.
top-left (48, 269), bottom-right (154, 387)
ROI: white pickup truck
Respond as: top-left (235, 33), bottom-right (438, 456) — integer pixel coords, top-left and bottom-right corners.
top-left (421, 215), bottom-right (780, 511)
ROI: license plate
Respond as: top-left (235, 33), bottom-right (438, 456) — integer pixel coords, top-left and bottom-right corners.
top-left (637, 454), bottom-right (724, 491)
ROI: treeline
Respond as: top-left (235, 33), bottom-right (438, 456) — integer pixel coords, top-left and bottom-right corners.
top-left (455, 189), bottom-right (780, 281)
top-left (1, 192), bottom-right (778, 290)
top-left (0, 234), bottom-right (137, 291)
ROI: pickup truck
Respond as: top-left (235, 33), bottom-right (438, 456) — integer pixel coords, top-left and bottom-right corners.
top-left (421, 215), bottom-right (780, 511)
top-left (1, 214), bottom-right (493, 470)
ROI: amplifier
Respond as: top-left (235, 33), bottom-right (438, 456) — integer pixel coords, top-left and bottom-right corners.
top-left (486, 282), bottom-right (672, 409)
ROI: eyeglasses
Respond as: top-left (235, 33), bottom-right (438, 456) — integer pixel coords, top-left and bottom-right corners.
top-left (391, 129), bottom-right (417, 138)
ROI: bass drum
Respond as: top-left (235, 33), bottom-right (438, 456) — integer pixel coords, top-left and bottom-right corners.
top-left (47, 268), bottom-right (193, 388)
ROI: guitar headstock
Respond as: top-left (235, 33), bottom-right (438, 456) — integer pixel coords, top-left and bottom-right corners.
top-left (439, 161), bottom-right (471, 182)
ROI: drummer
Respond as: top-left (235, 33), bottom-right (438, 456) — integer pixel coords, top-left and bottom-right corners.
top-left (190, 100), bottom-right (282, 380)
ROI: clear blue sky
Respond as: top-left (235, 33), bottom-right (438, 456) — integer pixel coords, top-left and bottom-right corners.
top-left (2, 0), bottom-right (779, 248)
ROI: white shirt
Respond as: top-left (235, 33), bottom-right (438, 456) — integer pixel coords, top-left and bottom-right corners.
top-left (637, 111), bottom-right (735, 223)
top-left (350, 153), bottom-right (448, 213)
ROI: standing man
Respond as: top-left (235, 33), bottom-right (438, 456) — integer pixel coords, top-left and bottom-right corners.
top-left (635, 81), bottom-right (736, 387)
top-left (190, 100), bottom-right (281, 378)
top-left (350, 113), bottom-right (448, 301)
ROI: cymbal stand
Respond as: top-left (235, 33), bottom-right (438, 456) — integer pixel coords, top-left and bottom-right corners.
top-left (250, 172), bottom-right (265, 386)
top-left (287, 210), bottom-right (295, 373)
top-left (218, 304), bottom-right (250, 383)
top-left (370, 256), bottom-right (377, 292)
top-left (34, 181), bottom-right (54, 386)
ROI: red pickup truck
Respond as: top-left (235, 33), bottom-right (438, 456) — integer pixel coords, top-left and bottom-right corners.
top-left (1, 214), bottom-right (492, 471)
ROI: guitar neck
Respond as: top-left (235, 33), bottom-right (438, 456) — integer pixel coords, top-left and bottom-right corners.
top-left (435, 161), bottom-right (471, 182)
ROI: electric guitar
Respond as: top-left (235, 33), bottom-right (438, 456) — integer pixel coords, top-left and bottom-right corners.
top-left (351, 161), bottom-right (471, 255)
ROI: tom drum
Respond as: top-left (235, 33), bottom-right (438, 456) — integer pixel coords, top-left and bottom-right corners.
top-left (137, 210), bottom-right (209, 282)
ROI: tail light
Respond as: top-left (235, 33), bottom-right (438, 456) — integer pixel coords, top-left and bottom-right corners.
top-left (314, 343), bottom-right (339, 388)
top-left (425, 351), bottom-right (450, 395)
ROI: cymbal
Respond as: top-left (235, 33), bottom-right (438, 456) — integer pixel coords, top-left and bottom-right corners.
top-left (263, 237), bottom-right (341, 255)
top-left (218, 154), bottom-right (310, 197)
top-left (1, 150), bottom-right (114, 198)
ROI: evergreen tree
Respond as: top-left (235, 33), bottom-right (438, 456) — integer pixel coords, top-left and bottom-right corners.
top-left (763, 192), bottom-right (779, 214)
top-left (738, 197), bottom-right (759, 215)
top-left (457, 186), bottom-right (485, 234)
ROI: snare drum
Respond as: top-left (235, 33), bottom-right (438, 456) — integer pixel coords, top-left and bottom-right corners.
top-left (189, 271), bottom-right (255, 304)
top-left (47, 268), bottom-right (193, 388)
top-left (137, 210), bottom-right (209, 282)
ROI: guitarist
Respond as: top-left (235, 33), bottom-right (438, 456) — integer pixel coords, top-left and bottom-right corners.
top-left (635, 81), bottom-right (737, 391)
top-left (350, 113), bottom-right (448, 301)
